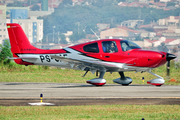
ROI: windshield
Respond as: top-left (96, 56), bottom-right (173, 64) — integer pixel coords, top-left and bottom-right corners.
top-left (120, 40), bottom-right (141, 51)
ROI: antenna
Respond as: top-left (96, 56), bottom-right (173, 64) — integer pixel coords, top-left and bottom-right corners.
top-left (138, 8), bottom-right (141, 20)
top-left (90, 29), bottom-right (100, 40)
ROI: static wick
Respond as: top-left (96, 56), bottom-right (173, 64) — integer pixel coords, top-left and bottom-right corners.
top-left (40, 93), bottom-right (43, 103)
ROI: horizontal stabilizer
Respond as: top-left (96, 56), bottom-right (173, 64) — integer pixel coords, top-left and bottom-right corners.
top-left (8, 57), bottom-right (39, 59)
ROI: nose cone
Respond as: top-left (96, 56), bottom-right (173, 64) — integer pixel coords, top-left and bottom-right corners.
top-left (166, 53), bottom-right (176, 61)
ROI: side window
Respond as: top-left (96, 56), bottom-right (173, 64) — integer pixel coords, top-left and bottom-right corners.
top-left (121, 42), bottom-right (129, 51)
top-left (83, 43), bottom-right (99, 53)
top-left (102, 41), bottom-right (118, 53)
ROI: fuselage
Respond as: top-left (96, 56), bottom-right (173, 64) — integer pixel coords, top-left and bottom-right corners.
top-left (7, 23), bottom-right (176, 86)
top-left (16, 39), bottom-right (167, 72)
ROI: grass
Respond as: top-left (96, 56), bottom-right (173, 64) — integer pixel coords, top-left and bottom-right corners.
top-left (0, 105), bottom-right (180, 120)
top-left (0, 62), bottom-right (180, 120)
top-left (0, 61), bottom-right (180, 85)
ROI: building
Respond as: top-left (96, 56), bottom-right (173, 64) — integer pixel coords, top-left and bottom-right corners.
top-left (0, 5), bottom-right (6, 19)
top-left (97, 23), bottom-right (110, 31)
top-left (0, 16), bottom-right (43, 44)
top-left (158, 16), bottom-right (180, 26)
top-left (10, 9), bottom-right (28, 19)
top-left (42, 0), bottom-right (48, 11)
top-left (0, 20), bottom-right (7, 44)
top-left (12, 16), bottom-right (43, 43)
top-left (149, 2), bottom-right (166, 9)
top-left (121, 20), bottom-right (144, 28)
top-left (100, 27), bottom-right (139, 40)
top-left (156, 16), bottom-right (180, 38)
top-left (0, 5), bottom-right (7, 44)
top-left (0, 6), bottom-right (43, 44)
top-left (48, 0), bottom-right (62, 9)
top-left (63, 31), bottom-right (73, 43)
top-left (144, 37), bottom-right (179, 48)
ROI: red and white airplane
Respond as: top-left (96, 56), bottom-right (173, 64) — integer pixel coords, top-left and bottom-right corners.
top-left (7, 23), bottom-right (176, 86)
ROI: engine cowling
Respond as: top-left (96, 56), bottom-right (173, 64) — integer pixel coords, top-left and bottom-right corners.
top-left (86, 78), bottom-right (106, 86)
top-left (147, 78), bottom-right (165, 86)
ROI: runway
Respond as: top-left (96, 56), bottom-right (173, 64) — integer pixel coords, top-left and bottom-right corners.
top-left (0, 82), bottom-right (180, 106)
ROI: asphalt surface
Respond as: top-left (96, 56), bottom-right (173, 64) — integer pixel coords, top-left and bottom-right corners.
top-left (0, 83), bottom-right (180, 106)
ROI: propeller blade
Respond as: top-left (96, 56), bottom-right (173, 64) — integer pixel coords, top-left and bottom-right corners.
top-left (166, 53), bottom-right (176, 61)
top-left (166, 53), bottom-right (176, 77)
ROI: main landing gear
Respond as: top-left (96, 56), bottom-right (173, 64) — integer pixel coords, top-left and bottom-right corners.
top-left (86, 71), bottom-right (106, 86)
top-left (86, 69), bottom-right (164, 87)
top-left (113, 72), bottom-right (132, 86)
top-left (86, 71), bottom-right (133, 86)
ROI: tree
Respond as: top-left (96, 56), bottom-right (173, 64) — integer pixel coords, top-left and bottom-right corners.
top-left (31, 4), bottom-right (40, 11)
top-left (69, 31), bottom-right (86, 43)
top-left (91, 0), bottom-right (115, 7)
top-left (59, 34), bottom-right (68, 44)
top-left (167, 2), bottom-right (176, 7)
top-left (116, 0), bottom-right (126, 3)
top-left (154, 0), bottom-right (160, 2)
top-left (27, 0), bottom-right (38, 6)
top-left (0, 39), bottom-right (12, 64)
top-left (42, 3), bottom-right (176, 41)
top-left (62, 0), bottom-right (72, 5)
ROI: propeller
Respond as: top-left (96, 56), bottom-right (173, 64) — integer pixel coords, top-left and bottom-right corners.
top-left (166, 53), bottom-right (176, 77)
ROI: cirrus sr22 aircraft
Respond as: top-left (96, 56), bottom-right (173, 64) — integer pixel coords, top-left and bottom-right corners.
top-left (7, 23), bottom-right (176, 86)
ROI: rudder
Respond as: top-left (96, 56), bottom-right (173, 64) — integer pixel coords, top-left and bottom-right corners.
top-left (7, 23), bottom-right (37, 55)
top-left (6, 23), bottom-right (66, 65)
top-left (7, 23), bottom-right (37, 65)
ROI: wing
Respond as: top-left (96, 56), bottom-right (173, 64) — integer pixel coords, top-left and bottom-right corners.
top-left (8, 55), bottom-right (39, 64)
top-left (50, 54), bottom-right (125, 73)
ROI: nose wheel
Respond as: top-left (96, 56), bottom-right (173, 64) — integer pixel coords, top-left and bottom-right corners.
top-left (147, 70), bottom-right (165, 86)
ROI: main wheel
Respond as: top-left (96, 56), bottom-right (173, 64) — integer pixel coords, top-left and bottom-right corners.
top-left (122, 84), bottom-right (130, 86)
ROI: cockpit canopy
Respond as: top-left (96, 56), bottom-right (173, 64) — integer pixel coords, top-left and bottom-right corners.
top-left (83, 40), bottom-right (141, 53)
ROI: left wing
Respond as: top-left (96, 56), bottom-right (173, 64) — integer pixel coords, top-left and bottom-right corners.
top-left (50, 54), bottom-right (124, 73)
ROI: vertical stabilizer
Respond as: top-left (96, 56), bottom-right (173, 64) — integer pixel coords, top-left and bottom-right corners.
top-left (6, 23), bottom-right (38, 65)
top-left (7, 23), bottom-right (37, 55)
top-left (6, 23), bottom-right (67, 65)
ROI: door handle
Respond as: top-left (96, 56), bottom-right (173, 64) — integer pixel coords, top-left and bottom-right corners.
top-left (104, 56), bottom-right (110, 58)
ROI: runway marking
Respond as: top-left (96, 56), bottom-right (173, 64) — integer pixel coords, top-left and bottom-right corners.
top-left (28, 102), bottom-right (55, 106)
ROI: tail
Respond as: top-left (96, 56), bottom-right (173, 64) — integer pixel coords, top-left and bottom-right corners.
top-left (7, 23), bottom-right (39, 65)
top-left (7, 23), bottom-right (37, 54)
top-left (7, 23), bottom-right (66, 65)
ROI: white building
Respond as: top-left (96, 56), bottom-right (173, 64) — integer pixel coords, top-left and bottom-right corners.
top-left (0, 16), bottom-right (43, 44)
top-left (0, 21), bottom-right (7, 44)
